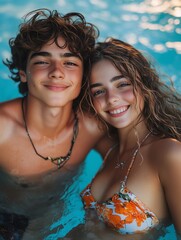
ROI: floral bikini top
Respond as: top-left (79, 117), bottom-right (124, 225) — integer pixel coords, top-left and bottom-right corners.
top-left (81, 133), bottom-right (159, 234)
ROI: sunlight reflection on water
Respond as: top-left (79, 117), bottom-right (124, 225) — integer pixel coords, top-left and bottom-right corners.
top-left (0, 0), bottom-right (180, 101)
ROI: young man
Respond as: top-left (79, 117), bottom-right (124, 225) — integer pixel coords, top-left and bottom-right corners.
top-left (0, 9), bottom-right (112, 239)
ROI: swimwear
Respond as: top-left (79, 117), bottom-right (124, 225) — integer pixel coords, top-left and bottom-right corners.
top-left (81, 184), bottom-right (159, 234)
top-left (0, 211), bottom-right (29, 240)
top-left (81, 133), bottom-right (159, 234)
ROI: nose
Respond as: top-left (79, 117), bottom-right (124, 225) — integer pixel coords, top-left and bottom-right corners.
top-left (49, 62), bottom-right (64, 79)
top-left (107, 90), bottom-right (120, 105)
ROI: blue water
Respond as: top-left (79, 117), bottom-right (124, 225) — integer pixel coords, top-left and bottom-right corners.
top-left (0, 0), bottom-right (180, 239)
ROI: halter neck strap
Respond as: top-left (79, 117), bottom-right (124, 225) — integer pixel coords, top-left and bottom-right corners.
top-left (119, 132), bottom-right (151, 193)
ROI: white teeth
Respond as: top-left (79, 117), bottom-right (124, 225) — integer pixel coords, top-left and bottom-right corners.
top-left (109, 107), bottom-right (127, 115)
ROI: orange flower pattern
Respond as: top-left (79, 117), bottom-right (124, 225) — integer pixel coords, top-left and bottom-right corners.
top-left (81, 184), bottom-right (159, 234)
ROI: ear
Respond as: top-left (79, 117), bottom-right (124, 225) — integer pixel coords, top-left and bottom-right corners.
top-left (19, 70), bottom-right (27, 83)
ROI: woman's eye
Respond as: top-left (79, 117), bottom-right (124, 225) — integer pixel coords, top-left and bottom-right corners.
top-left (92, 89), bottom-right (105, 97)
top-left (118, 82), bottom-right (131, 88)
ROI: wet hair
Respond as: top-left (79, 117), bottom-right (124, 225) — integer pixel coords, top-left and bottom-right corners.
top-left (83, 38), bottom-right (181, 141)
top-left (3, 8), bottom-right (99, 110)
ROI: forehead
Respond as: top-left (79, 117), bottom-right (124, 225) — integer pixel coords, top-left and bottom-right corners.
top-left (91, 59), bottom-right (121, 83)
top-left (41, 36), bottom-right (67, 50)
top-left (28, 36), bottom-right (82, 61)
top-left (30, 36), bottom-right (69, 55)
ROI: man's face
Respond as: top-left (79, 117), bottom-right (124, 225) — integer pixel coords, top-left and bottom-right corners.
top-left (20, 36), bottom-right (83, 108)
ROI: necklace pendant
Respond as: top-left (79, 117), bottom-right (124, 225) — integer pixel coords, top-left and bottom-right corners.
top-left (120, 162), bottom-right (125, 169)
top-left (115, 163), bottom-right (120, 168)
top-left (115, 161), bottom-right (125, 169)
top-left (57, 158), bottom-right (62, 165)
top-left (47, 156), bottom-right (65, 168)
top-left (57, 158), bottom-right (63, 169)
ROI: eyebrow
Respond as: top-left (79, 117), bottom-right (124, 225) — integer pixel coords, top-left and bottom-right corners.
top-left (90, 75), bottom-right (124, 89)
top-left (29, 51), bottom-right (81, 60)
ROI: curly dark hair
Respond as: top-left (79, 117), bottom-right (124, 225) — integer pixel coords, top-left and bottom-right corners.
top-left (3, 8), bottom-right (99, 110)
top-left (83, 38), bottom-right (181, 141)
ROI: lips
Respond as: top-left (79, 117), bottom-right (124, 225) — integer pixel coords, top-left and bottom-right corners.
top-left (108, 105), bottom-right (129, 116)
top-left (44, 84), bottom-right (69, 91)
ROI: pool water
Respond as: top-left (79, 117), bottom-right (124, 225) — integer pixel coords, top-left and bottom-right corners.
top-left (0, 0), bottom-right (180, 239)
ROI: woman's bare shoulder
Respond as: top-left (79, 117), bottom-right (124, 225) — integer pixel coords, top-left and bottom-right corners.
top-left (149, 138), bottom-right (181, 182)
top-left (150, 138), bottom-right (181, 161)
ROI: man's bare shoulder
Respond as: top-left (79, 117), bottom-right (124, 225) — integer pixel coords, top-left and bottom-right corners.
top-left (0, 98), bottom-right (21, 117)
top-left (0, 98), bottom-right (22, 135)
top-left (77, 111), bottom-right (104, 134)
top-left (77, 111), bottom-right (116, 157)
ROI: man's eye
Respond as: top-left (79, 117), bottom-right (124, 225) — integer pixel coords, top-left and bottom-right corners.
top-left (64, 62), bottom-right (77, 66)
top-left (34, 61), bottom-right (48, 65)
top-left (92, 89), bottom-right (105, 97)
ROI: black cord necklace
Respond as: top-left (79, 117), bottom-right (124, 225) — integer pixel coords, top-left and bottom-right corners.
top-left (21, 97), bottom-right (79, 169)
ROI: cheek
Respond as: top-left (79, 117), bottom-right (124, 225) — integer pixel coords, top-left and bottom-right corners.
top-left (136, 97), bottom-right (144, 113)
top-left (123, 89), bottom-right (135, 103)
top-left (75, 78), bottom-right (83, 91)
top-left (25, 73), bottom-right (38, 89)
top-left (72, 70), bottom-right (83, 85)
top-left (74, 85), bottom-right (82, 97)
top-left (76, 67), bottom-right (83, 78)
top-left (92, 98), bottom-right (103, 113)
top-left (133, 93), bottom-right (144, 114)
top-left (123, 89), bottom-right (143, 112)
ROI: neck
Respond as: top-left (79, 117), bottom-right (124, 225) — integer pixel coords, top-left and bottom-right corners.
top-left (21, 96), bottom-right (79, 169)
top-left (23, 96), bottom-right (74, 138)
top-left (117, 122), bottom-right (150, 153)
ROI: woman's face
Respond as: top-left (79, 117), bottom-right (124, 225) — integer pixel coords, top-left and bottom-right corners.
top-left (90, 59), bottom-right (144, 129)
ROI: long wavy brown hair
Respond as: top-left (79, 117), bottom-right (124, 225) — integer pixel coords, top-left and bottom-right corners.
top-left (3, 8), bottom-right (99, 110)
top-left (82, 38), bottom-right (181, 141)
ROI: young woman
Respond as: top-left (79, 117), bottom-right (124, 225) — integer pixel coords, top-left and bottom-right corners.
top-left (81, 38), bottom-right (181, 239)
